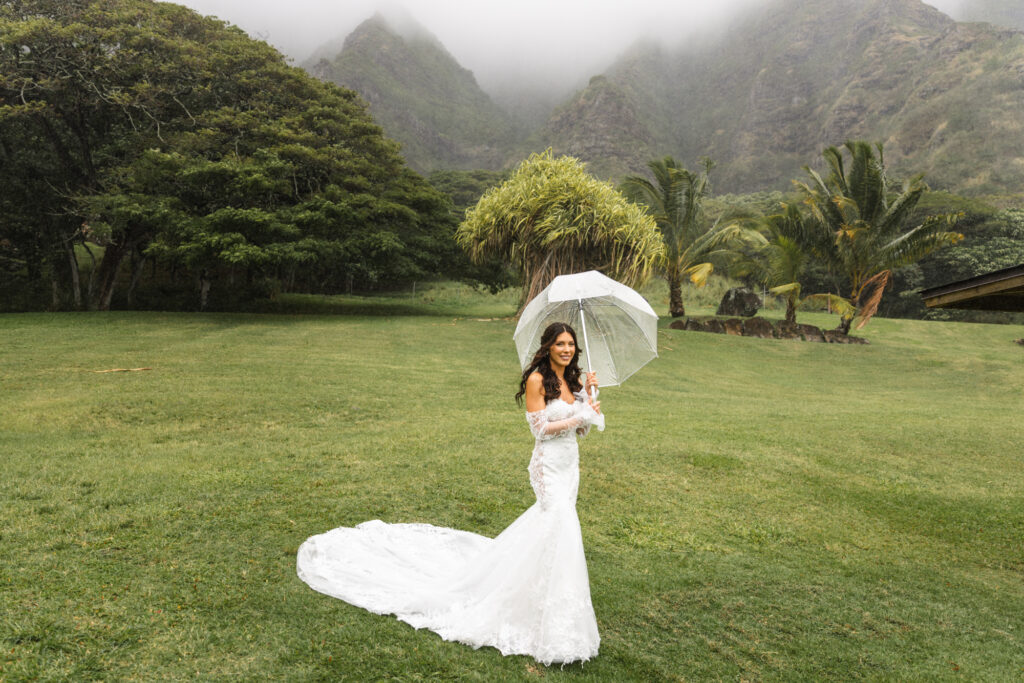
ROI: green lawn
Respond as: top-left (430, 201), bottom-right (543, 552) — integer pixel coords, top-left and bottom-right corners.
top-left (1, 293), bottom-right (1022, 681)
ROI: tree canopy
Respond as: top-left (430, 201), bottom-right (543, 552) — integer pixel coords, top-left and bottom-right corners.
top-left (456, 150), bottom-right (663, 305)
top-left (0, 0), bottom-right (455, 310)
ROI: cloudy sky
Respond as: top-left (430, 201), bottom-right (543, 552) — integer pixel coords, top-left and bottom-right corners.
top-left (173, 0), bottom-right (967, 93)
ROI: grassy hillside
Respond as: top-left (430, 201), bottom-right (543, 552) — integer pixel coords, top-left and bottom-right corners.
top-left (2, 300), bottom-right (1022, 680)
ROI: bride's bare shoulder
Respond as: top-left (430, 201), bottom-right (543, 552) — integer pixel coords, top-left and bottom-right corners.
top-left (525, 372), bottom-right (545, 412)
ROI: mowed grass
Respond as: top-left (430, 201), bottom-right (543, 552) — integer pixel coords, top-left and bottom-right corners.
top-left (1, 294), bottom-right (1022, 681)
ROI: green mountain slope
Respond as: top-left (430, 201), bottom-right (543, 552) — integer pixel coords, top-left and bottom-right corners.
top-left (307, 15), bottom-right (521, 172)
top-left (532, 0), bottom-right (1024, 193)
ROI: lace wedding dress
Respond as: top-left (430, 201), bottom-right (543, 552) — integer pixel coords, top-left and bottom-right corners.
top-left (296, 390), bottom-right (605, 665)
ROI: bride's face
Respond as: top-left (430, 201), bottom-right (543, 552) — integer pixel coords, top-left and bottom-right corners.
top-left (548, 331), bottom-right (576, 370)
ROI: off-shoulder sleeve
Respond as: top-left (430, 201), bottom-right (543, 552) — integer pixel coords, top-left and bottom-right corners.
top-left (527, 410), bottom-right (578, 440)
top-left (526, 401), bottom-right (603, 440)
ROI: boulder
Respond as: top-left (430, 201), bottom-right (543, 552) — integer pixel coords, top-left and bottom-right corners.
top-left (684, 318), bottom-right (706, 332)
top-left (1015, 338), bottom-right (1024, 346)
top-left (742, 316), bottom-right (776, 339)
top-left (775, 321), bottom-right (802, 340)
top-left (716, 287), bottom-right (762, 317)
top-left (723, 318), bottom-right (744, 335)
top-left (797, 324), bottom-right (825, 343)
top-left (705, 319), bottom-right (726, 334)
top-left (822, 330), bottom-right (847, 343)
top-left (669, 319), bottom-right (687, 331)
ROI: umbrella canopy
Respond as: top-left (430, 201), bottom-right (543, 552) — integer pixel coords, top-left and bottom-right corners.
top-left (513, 270), bottom-right (658, 388)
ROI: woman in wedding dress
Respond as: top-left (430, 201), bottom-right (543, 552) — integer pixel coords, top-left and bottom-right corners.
top-left (296, 322), bottom-right (604, 665)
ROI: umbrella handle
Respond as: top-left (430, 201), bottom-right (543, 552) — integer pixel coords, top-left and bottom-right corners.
top-left (578, 300), bottom-right (599, 403)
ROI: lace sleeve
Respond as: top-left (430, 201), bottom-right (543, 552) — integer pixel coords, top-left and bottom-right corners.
top-left (526, 401), bottom-right (603, 440)
top-left (527, 410), bottom-right (586, 440)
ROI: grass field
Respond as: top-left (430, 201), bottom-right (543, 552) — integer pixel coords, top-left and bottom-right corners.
top-left (2, 287), bottom-right (1022, 681)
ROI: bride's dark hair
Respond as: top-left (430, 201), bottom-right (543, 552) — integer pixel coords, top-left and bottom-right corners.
top-left (515, 322), bottom-right (583, 406)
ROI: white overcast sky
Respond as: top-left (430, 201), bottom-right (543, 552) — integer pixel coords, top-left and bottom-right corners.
top-left (172, 0), bottom-right (968, 92)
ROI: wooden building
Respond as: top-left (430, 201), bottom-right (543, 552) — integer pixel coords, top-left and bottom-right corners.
top-left (920, 264), bottom-right (1024, 311)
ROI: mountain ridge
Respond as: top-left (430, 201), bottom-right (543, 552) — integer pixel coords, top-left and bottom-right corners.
top-left (307, 14), bottom-right (522, 172)
top-left (305, 0), bottom-right (1024, 195)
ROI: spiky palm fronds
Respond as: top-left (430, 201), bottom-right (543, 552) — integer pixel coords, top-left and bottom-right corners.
top-left (794, 140), bottom-right (964, 331)
top-left (621, 156), bottom-right (749, 316)
top-left (456, 150), bottom-right (663, 306)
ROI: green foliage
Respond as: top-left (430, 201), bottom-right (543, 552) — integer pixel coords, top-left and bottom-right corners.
top-left (428, 169), bottom-right (511, 217)
top-left (427, 169), bottom-right (517, 293)
top-left (621, 157), bottom-right (756, 316)
top-left (882, 200), bottom-right (1024, 323)
top-left (0, 0), bottom-right (456, 312)
top-left (456, 150), bottom-right (664, 304)
top-left (791, 141), bottom-right (964, 331)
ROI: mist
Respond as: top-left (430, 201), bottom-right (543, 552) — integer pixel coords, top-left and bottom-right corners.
top-left (172, 0), bottom-right (970, 96)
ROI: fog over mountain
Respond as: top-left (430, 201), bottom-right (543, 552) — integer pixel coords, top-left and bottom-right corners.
top-left (173, 0), bottom-right (967, 98)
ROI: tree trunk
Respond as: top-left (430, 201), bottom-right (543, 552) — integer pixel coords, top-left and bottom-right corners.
top-left (125, 248), bottom-right (146, 308)
top-left (835, 316), bottom-right (853, 334)
top-left (199, 270), bottom-right (212, 311)
top-left (65, 240), bottom-right (82, 310)
top-left (785, 297), bottom-right (797, 325)
top-left (668, 275), bottom-right (685, 317)
top-left (92, 237), bottom-right (131, 311)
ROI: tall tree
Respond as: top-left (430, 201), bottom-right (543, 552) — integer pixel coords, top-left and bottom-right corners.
top-left (793, 141), bottom-right (963, 333)
top-left (621, 157), bottom-right (749, 317)
top-left (456, 150), bottom-right (663, 305)
top-left (0, 0), bottom-right (454, 311)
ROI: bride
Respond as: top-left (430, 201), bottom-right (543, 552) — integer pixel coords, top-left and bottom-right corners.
top-left (296, 322), bottom-right (605, 665)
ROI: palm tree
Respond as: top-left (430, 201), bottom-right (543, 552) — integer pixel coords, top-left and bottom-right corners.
top-left (729, 204), bottom-right (810, 325)
top-left (621, 156), bottom-right (749, 317)
top-left (456, 150), bottom-right (664, 307)
top-left (793, 141), bottom-right (963, 333)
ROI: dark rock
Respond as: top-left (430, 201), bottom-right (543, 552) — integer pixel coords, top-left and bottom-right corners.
top-left (1015, 338), bottom-right (1024, 346)
top-left (775, 321), bottom-right (802, 340)
top-left (847, 335), bottom-right (870, 345)
top-left (824, 330), bottom-right (857, 344)
top-left (797, 324), bottom-right (825, 343)
top-left (669, 319), bottom-right (687, 330)
top-left (723, 318), bottom-right (744, 335)
top-left (716, 287), bottom-right (762, 317)
top-left (684, 318), bottom-right (706, 332)
top-left (705, 319), bottom-right (726, 334)
top-left (742, 317), bottom-right (776, 338)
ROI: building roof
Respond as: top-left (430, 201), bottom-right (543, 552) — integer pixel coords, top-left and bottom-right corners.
top-left (920, 263), bottom-right (1024, 311)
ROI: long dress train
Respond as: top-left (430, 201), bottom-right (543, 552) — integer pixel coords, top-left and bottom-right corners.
top-left (296, 390), bottom-right (604, 665)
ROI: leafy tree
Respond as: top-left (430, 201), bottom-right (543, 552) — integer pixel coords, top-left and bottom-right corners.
top-left (621, 157), bottom-right (751, 317)
top-left (0, 0), bottom-right (454, 311)
top-left (456, 150), bottom-right (663, 305)
top-left (427, 169), bottom-right (516, 294)
top-left (792, 141), bottom-right (963, 333)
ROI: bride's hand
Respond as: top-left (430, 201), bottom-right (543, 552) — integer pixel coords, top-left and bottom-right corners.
top-left (585, 372), bottom-right (599, 394)
top-left (588, 399), bottom-right (601, 414)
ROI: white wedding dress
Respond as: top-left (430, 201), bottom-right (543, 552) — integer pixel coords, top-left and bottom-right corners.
top-left (296, 390), bottom-right (605, 665)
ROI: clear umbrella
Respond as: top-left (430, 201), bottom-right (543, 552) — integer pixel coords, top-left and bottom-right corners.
top-left (513, 271), bottom-right (659, 399)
